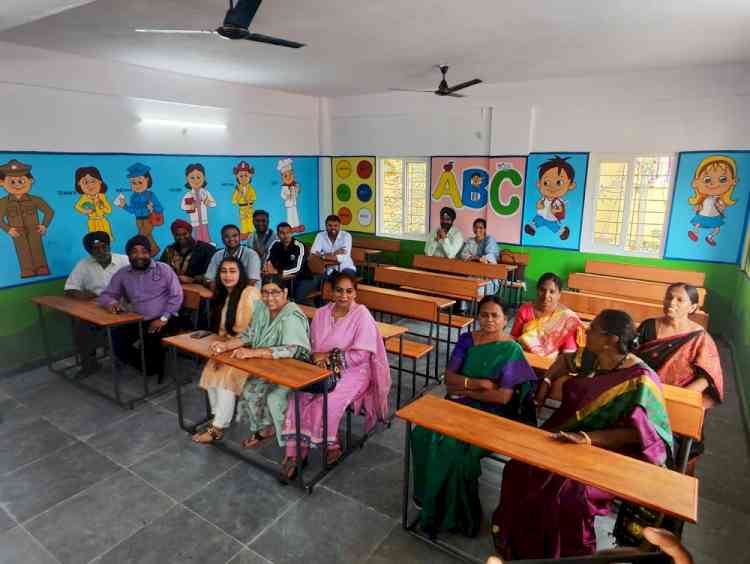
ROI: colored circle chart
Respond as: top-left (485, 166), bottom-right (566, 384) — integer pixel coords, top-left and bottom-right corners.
top-left (338, 207), bottom-right (353, 225)
top-left (356, 159), bottom-right (373, 179)
top-left (336, 159), bottom-right (352, 179)
top-left (336, 183), bottom-right (351, 202)
top-left (356, 183), bottom-right (372, 203)
top-left (357, 208), bottom-right (372, 227)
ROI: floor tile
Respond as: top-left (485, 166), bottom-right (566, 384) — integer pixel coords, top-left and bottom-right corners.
top-left (184, 461), bottom-right (302, 544)
top-left (227, 549), bottom-right (273, 564)
top-left (0, 366), bottom-right (58, 399)
top-left (368, 420), bottom-right (407, 454)
top-left (683, 495), bottom-right (750, 564)
top-left (0, 441), bottom-right (119, 523)
top-left (0, 418), bottom-right (76, 475)
top-left (250, 487), bottom-right (393, 564)
top-left (25, 470), bottom-right (174, 564)
top-left (364, 525), bottom-right (462, 564)
top-left (87, 405), bottom-right (181, 467)
top-left (95, 505), bottom-right (243, 564)
top-left (0, 398), bottom-right (39, 436)
top-left (157, 383), bottom-right (210, 428)
top-left (0, 526), bottom-right (58, 564)
top-left (130, 436), bottom-right (239, 501)
top-left (0, 507), bottom-right (16, 534)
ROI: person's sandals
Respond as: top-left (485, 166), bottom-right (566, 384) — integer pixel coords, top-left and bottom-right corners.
top-left (241, 428), bottom-right (275, 449)
top-left (279, 456), bottom-right (308, 482)
top-left (191, 424), bottom-right (224, 444)
top-left (326, 447), bottom-right (342, 466)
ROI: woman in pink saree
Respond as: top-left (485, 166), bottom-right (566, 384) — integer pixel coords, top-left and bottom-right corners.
top-left (280, 271), bottom-right (390, 479)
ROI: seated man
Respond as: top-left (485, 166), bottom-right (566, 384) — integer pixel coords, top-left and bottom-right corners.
top-left (246, 209), bottom-right (278, 262)
top-left (309, 214), bottom-right (356, 277)
top-left (265, 222), bottom-right (316, 304)
top-left (204, 224), bottom-right (261, 289)
top-left (425, 206), bottom-right (464, 258)
top-left (64, 231), bottom-right (129, 375)
top-left (160, 219), bottom-right (215, 284)
top-left (99, 235), bottom-right (183, 379)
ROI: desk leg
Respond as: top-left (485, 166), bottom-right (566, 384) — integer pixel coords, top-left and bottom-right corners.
top-left (106, 327), bottom-right (124, 407)
top-left (170, 346), bottom-right (188, 432)
top-left (401, 421), bottom-right (412, 530)
top-left (36, 304), bottom-right (52, 370)
top-left (322, 385), bottom-right (329, 470)
top-left (137, 321), bottom-right (148, 399)
top-left (427, 321), bottom-right (434, 389)
top-left (396, 334), bottom-right (404, 410)
top-left (676, 437), bottom-right (693, 474)
top-left (294, 391), bottom-right (304, 489)
top-left (444, 310), bottom-right (453, 381)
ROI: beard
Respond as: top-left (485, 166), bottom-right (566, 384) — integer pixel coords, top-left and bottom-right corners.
top-left (440, 222), bottom-right (452, 232)
top-left (131, 258), bottom-right (150, 270)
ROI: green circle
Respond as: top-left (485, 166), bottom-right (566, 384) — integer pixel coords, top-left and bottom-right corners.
top-left (336, 183), bottom-right (351, 202)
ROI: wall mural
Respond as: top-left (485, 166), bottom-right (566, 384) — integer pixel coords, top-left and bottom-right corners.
top-left (664, 151), bottom-right (750, 264)
top-left (331, 156), bottom-right (376, 233)
top-left (0, 152), bottom-right (319, 289)
top-left (429, 156), bottom-right (526, 244)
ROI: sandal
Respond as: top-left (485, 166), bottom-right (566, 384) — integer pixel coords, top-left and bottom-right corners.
top-left (326, 447), bottom-right (342, 466)
top-left (279, 456), bottom-right (308, 482)
top-left (192, 424), bottom-right (224, 444)
top-left (241, 428), bottom-right (275, 449)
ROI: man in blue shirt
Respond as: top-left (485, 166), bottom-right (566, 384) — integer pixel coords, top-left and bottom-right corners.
top-left (115, 162), bottom-right (164, 255)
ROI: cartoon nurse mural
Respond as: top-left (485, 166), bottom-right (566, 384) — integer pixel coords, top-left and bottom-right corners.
top-left (231, 160), bottom-right (256, 240)
top-left (524, 155), bottom-right (576, 241)
top-left (181, 163), bottom-right (216, 244)
top-left (277, 158), bottom-right (305, 232)
top-left (687, 155), bottom-right (738, 246)
top-left (74, 166), bottom-right (113, 240)
top-left (115, 162), bottom-right (163, 256)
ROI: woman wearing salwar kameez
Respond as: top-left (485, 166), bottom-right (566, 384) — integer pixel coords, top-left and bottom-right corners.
top-left (493, 309), bottom-right (673, 560)
top-left (410, 296), bottom-right (537, 538)
top-left (280, 271), bottom-right (390, 480)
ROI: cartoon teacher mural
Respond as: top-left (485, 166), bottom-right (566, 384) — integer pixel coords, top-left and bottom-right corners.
top-left (231, 160), bottom-right (256, 240)
top-left (687, 155), bottom-right (738, 247)
top-left (524, 155), bottom-right (576, 241)
top-left (0, 159), bottom-right (55, 278)
top-left (277, 158), bottom-right (304, 232)
top-left (115, 162), bottom-right (163, 256)
top-left (181, 162), bottom-right (216, 244)
top-left (74, 166), bottom-right (113, 240)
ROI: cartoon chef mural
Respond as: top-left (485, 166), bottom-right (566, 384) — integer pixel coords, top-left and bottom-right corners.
top-left (277, 158), bottom-right (304, 232)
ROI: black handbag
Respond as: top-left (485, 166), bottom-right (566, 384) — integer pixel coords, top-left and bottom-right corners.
top-left (302, 348), bottom-right (342, 394)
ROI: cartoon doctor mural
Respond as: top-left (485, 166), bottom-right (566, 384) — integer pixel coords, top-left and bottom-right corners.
top-left (277, 158), bottom-right (305, 233)
top-left (181, 163), bottom-right (217, 244)
top-left (687, 155), bottom-right (738, 246)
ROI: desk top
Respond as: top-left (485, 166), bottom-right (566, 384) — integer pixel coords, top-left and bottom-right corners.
top-left (356, 284), bottom-right (456, 309)
top-left (413, 255), bottom-right (517, 279)
top-left (297, 304), bottom-right (408, 341)
top-left (162, 333), bottom-right (331, 389)
top-left (32, 295), bottom-right (143, 327)
top-left (353, 247), bottom-right (382, 255)
top-left (181, 283), bottom-right (213, 299)
top-left (397, 395), bottom-right (698, 523)
top-left (381, 266), bottom-right (489, 286)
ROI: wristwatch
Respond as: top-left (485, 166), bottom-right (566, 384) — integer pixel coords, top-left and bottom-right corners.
top-left (159, 315), bottom-right (169, 323)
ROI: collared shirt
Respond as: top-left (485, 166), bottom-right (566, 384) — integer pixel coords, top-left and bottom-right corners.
top-left (65, 254), bottom-right (130, 296)
top-left (98, 260), bottom-right (183, 320)
top-left (159, 240), bottom-right (215, 278)
top-left (309, 230), bottom-right (354, 272)
top-left (205, 246), bottom-right (261, 286)
top-left (459, 235), bottom-right (499, 262)
top-left (424, 225), bottom-right (464, 258)
top-left (122, 190), bottom-right (163, 218)
top-left (267, 239), bottom-right (311, 279)
top-left (246, 229), bottom-right (278, 261)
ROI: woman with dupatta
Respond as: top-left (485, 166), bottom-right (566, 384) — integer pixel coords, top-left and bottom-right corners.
top-left (411, 296), bottom-right (537, 538)
top-left (280, 271), bottom-right (390, 480)
top-left (215, 274), bottom-right (311, 449)
top-left (511, 272), bottom-right (582, 357)
top-left (493, 309), bottom-right (673, 560)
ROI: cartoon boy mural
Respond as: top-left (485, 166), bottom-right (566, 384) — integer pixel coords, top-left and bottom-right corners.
top-left (181, 163), bottom-right (216, 244)
top-left (0, 159), bottom-right (54, 278)
top-left (277, 158), bottom-right (305, 232)
top-left (74, 166), bottom-right (113, 240)
top-left (524, 155), bottom-right (576, 240)
top-left (115, 162), bottom-right (163, 256)
top-left (687, 155), bottom-right (738, 246)
top-left (231, 160), bottom-right (256, 240)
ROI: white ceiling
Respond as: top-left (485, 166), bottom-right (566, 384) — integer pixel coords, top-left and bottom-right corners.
top-left (2, 0), bottom-right (750, 97)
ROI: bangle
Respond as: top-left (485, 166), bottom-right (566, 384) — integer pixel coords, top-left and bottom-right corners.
top-left (543, 377), bottom-right (552, 387)
top-left (464, 377), bottom-right (469, 390)
top-left (580, 431), bottom-right (592, 446)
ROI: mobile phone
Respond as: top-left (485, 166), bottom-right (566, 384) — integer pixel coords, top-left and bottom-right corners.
top-left (190, 330), bottom-right (212, 339)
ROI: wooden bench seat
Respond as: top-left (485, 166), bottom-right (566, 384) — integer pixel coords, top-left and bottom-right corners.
top-left (438, 312), bottom-right (474, 329)
top-left (385, 338), bottom-right (433, 359)
top-left (569, 272), bottom-right (707, 306)
top-left (585, 260), bottom-right (705, 287)
top-left (412, 255), bottom-right (516, 279)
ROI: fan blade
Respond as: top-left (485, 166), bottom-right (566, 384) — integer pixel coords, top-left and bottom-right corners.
top-left (447, 78), bottom-right (482, 92)
top-left (388, 88), bottom-right (436, 93)
top-left (134, 29), bottom-right (217, 34)
top-left (445, 92), bottom-right (465, 98)
top-left (245, 33), bottom-right (305, 48)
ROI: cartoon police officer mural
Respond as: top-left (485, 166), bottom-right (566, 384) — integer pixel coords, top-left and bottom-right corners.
top-left (0, 159), bottom-right (55, 278)
top-left (115, 162), bottom-right (164, 256)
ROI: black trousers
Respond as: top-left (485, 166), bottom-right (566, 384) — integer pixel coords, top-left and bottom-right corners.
top-left (110, 318), bottom-right (179, 377)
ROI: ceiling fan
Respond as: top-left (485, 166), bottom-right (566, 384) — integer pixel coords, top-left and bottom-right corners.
top-left (390, 65), bottom-right (482, 97)
top-left (135, 0), bottom-right (305, 49)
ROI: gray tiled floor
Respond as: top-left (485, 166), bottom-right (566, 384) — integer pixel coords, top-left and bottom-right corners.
top-left (0, 335), bottom-right (747, 563)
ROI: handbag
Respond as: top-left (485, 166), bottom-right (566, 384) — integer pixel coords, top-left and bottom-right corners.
top-left (303, 348), bottom-right (341, 394)
top-left (612, 501), bottom-right (665, 549)
top-left (148, 192), bottom-right (164, 226)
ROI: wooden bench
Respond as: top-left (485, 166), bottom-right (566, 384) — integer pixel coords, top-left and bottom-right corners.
top-left (569, 272), bottom-right (707, 307)
top-left (351, 236), bottom-right (401, 253)
top-left (412, 255), bottom-right (516, 280)
top-left (375, 265), bottom-right (487, 305)
top-left (585, 260), bottom-right (705, 287)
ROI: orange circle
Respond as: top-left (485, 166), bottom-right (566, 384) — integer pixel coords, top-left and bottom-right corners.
top-left (338, 206), bottom-right (353, 225)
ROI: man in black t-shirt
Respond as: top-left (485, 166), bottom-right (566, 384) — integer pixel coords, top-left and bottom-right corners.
top-left (264, 222), bottom-right (316, 303)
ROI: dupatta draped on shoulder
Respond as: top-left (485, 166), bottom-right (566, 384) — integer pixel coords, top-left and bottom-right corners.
top-left (514, 303), bottom-right (582, 356)
top-left (240, 300), bottom-right (310, 357)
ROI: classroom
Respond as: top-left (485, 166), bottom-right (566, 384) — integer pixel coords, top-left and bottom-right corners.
top-left (0, 1), bottom-right (748, 563)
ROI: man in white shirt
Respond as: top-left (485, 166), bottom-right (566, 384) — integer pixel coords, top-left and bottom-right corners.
top-left (64, 231), bottom-right (129, 374)
top-left (204, 224), bottom-right (261, 289)
top-left (425, 206), bottom-right (464, 258)
top-left (309, 214), bottom-right (356, 277)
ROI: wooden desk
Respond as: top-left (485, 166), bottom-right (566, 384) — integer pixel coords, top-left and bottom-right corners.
top-left (568, 273), bottom-right (707, 307)
top-left (585, 260), bottom-right (706, 288)
top-left (31, 295), bottom-right (168, 409)
top-left (397, 395), bottom-right (698, 523)
top-left (412, 255), bottom-right (516, 279)
top-left (375, 266), bottom-right (487, 303)
top-left (181, 283), bottom-right (213, 314)
top-left (351, 236), bottom-right (400, 253)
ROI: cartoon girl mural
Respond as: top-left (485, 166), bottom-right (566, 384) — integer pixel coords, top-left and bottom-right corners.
top-left (74, 166), bottom-right (113, 240)
top-left (231, 160), bottom-right (256, 240)
top-left (181, 163), bottom-right (216, 244)
top-left (687, 155), bottom-right (738, 246)
top-left (277, 158), bottom-right (304, 232)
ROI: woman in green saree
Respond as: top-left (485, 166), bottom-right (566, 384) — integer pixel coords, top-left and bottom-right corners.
top-left (411, 295), bottom-right (538, 538)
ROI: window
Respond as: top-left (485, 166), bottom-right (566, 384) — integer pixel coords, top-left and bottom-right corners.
top-left (582, 154), bottom-right (676, 257)
top-left (377, 157), bottom-right (429, 239)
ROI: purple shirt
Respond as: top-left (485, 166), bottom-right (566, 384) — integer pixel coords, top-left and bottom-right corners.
top-left (99, 260), bottom-right (183, 321)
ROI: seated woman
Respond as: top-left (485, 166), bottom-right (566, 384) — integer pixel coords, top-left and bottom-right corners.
top-left (280, 271), bottom-right (390, 480)
top-left (511, 272), bottom-right (582, 357)
top-left (411, 296), bottom-right (537, 538)
top-left (459, 218), bottom-right (501, 296)
top-left (636, 282), bottom-right (723, 409)
top-left (492, 309), bottom-right (673, 560)
top-left (192, 257), bottom-right (260, 443)
top-left (210, 274), bottom-right (311, 449)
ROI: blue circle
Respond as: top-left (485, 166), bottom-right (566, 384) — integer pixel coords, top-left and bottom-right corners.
top-left (356, 183), bottom-right (373, 203)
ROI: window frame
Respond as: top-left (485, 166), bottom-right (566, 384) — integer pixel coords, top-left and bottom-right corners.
top-left (581, 153), bottom-right (677, 259)
top-left (376, 156), bottom-right (430, 241)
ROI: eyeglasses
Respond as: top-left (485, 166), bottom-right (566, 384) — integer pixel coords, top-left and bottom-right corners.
top-left (333, 287), bottom-right (355, 295)
top-left (261, 289), bottom-right (284, 297)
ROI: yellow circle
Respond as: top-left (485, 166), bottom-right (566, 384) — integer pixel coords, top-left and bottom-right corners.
top-left (336, 159), bottom-right (352, 180)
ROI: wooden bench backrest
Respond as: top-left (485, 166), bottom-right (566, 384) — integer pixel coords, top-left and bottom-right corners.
top-left (351, 247), bottom-right (369, 264)
top-left (375, 266), bottom-right (480, 299)
top-left (585, 260), bottom-right (705, 287)
top-left (351, 236), bottom-right (400, 252)
top-left (568, 273), bottom-right (707, 307)
top-left (323, 283), bottom-right (438, 322)
top-left (181, 289), bottom-right (202, 310)
top-left (499, 249), bottom-right (530, 266)
top-left (663, 385), bottom-right (704, 441)
top-left (412, 255), bottom-right (513, 279)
